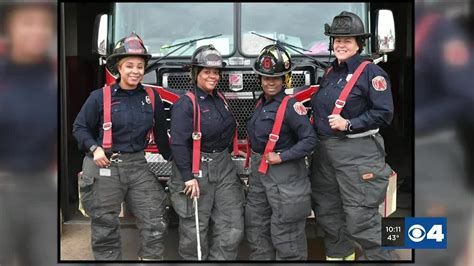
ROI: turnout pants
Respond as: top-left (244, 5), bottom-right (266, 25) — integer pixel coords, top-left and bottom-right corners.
top-left (245, 151), bottom-right (312, 260)
top-left (310, 133), bottom-right (393, 260)
top-left (79, 152), bottom-right (168, 260)
top-left (168, 150), bottom-right (245, 260)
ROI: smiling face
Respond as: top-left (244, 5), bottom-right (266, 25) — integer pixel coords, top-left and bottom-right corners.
top-left (261, 75), bottom-right (284, 98)
top-left (117, 56), bottom-right (145, 89)
top-left (333, 36), bottom-right (359, 63)
top-left (196, 67), bottom-right (220, 93)
top-left (5, 5), bottom-right (55, 63)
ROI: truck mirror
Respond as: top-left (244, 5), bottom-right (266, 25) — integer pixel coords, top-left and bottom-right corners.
top-left (375, 9), bottom-right (395, 54)
top-left (92, 14), bottom-right (108, 57)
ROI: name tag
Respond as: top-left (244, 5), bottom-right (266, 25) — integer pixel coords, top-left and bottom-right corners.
top-left (100, 168), bottom-right (111, 176)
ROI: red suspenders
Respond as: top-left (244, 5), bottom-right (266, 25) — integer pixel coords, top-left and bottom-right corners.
top-left (244, 95), bottom-right (291, 174)
top-left (246, 62), bottom-right (370, 174)
top-left (144, 87), bottom-right (156, 145)
top-left (258, 95), bottom-right (291, 174)
top-left (331, 61), bottom-right (371, 116)
top-left (102, 85), bottom-right (113, 149)
top-left (185, 91), bottom-right (239, 177)
top-left (185, 91), bottom-right (202, 176)
top-left (102, 85), bottom-right (156, 150)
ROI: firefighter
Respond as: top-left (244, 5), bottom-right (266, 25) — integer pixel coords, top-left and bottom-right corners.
top-left (309, 11), bottom-right (395, 260)
top-left (245, 44), bottom-right (316, 260)
top-left (168, 44), bottom-right (244, 260)
top-left (72, 32), bottom-right (171, 260)
top-left (0, 1), bottom-right (56, 265)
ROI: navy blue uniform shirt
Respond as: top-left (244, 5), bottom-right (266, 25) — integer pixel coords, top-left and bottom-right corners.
top-left (0, 57), bottom-right (57, 173)
top-left (311, 54), bottom-right (393, 137)
top-left (247, 90), bottom-right (316, 161)
top-left (415, 8), bottom-right (473, 133)
top-left (170, 86), bottom-right (237, 182)
top-left (72, 83), bottom-right (171, 159)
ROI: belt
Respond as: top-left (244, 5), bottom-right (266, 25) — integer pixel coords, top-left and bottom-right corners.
top-left (85, 151), bottom-right (144, 162)
top-left (346, 128), bottom-right (379, 139)
top-left (201, 148), bottom-right (226, 153)
top-left (200, 149), bottom-right (230, 162)
top-left (251, 149), bottom-right (283, 155)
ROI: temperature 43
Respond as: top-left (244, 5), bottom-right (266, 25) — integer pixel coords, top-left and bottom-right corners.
top-left (387, 234), bottom-right (400, 241)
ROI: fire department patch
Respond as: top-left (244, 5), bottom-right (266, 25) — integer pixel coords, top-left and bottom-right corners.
top-left (293, 101), bottom-right (307, 115)
top-left (371, 76), bottom-right (387, 91)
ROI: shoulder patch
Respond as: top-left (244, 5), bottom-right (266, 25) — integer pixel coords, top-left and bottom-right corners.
top-left (293, 101), bottom-right (307, 115)
top-left (371, 76), bottom-right (387, 91)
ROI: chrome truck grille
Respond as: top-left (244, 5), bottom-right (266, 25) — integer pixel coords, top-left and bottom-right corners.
top-left (163, 70), bottom-right (310, 139)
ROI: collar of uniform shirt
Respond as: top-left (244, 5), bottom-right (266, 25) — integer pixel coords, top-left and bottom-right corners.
top-left (111, 82), bottom-right (145, 96)
top-left (260, 89), bottom-right (286, 105)
top-left (331, 53), bottom-right (364, 73)
top-left (194, 85), bottom-right (219, 100)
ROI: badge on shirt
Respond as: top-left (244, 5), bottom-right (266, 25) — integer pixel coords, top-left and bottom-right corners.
top-left (145, 96), bottom-right (151, 104)
top-left (346, 74), bottom-right (353, 82)
top-left (371, 76), bottom-right (387, 91)
top-left (293, 101), bottom-right (307, 115)
top-left (100, 168), bottom-right (111, 176)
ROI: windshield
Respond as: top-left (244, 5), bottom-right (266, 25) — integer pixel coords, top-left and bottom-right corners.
top-left (113, 3), bottom-right (234, 57)
top-left (241, 3), bottom-right (368, 56)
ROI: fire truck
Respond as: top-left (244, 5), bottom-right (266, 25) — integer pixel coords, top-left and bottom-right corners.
top-left (60, 2), bottom-right (412, 220)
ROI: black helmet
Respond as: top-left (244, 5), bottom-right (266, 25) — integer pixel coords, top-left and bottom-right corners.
top-left (325, 11), bottom-right (371, 38)
top-left (190, 44), bottom-right (226, 68)
top-left (190, 45), bottom-right (226, 83)
top-left (252, 44), bottom-right (295, 77)
top-left (106, 32), bottom-right (151, 76)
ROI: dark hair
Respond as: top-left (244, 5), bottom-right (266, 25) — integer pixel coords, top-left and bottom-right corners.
top-left (356, 37), bottom-right (365, 53)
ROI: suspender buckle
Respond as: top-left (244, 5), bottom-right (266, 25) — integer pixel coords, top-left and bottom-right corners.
top-left (335, 99), bottom-right (346, 108)
top-left (103, 122), bottom-right (112, 131)
top-left (192, 131), bottom-right (202, 140)
top-left (268, 133), bottom-right (279, 142)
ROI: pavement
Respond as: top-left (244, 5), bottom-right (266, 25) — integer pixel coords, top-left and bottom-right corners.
top-left (60, 192), bottom-right (413, 261)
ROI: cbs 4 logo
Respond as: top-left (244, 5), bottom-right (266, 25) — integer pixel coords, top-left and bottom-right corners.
top-left (408, 223), bottom-right (444, 242)
top-left (405, 217), bottom-right (446, 248)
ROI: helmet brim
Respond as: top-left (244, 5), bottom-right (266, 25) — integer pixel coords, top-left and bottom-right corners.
top-left (325, 32), bottom-right (372, 38)
top-left (190, 62), bottom-right (227, 68)
top-left (106, 53), bottom-right (152, 75)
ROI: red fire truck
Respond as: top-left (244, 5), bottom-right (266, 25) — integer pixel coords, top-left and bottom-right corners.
top-left (60, 2), bottom-right (412, 220)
